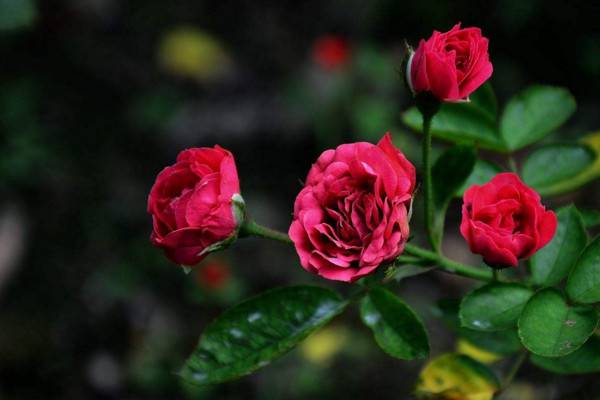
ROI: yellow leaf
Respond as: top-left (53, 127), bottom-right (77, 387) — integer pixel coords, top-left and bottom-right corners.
top-left (456, 339), bottom-right (503, 364)
top-left (415, 353), bottom-right (499, 400)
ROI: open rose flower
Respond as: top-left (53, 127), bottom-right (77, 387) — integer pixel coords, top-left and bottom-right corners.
top-left (289, 133), bottom-right (416, 283)
top-left (148, 146), bottom-right (244, 267)
top-left (408, 23), bottom-right (493, 102)
top-left (460, 173), bottom-right (557, 268)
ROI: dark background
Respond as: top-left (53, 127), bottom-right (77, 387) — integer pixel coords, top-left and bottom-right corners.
top-left (1, 0), bottom-right (600, 399)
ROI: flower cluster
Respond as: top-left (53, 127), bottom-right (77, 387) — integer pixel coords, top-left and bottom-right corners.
top-left (147, 23), bottom-right (557, 282)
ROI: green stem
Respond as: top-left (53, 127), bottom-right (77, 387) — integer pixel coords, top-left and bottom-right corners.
top-left (396, 255), bottom-right (430, 265)
top-left (507, 154), bottom-right (519, 174)
top-left (239, 219), bottom-right (294, 245)
top-left (422, 113), bottom-right (439, 253)
top-left (494, 351), bottom-right (528, 399)
top-left (403, 244), bottom-right (494, 281)
top-left (493, 269), bottom-right (500, 282)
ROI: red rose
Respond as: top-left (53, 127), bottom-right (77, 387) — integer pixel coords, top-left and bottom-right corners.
top-left (460, 173), bottom-right (557, 268)
top-left (408, 23), bottom-right (493, 102)
top-left (148, 146), bottom-right (244, 266)
top-left (289, 134), bottom-right (416, 283)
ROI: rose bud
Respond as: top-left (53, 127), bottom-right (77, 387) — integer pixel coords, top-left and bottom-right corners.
top-left (460, 173), bottom-right (557, 269)
top-left (406, 23), bottom-right (493, 102)
top-left (289, 133), bottom-right (416, 283)
top-left (147, 146), bottom-right (244, 267)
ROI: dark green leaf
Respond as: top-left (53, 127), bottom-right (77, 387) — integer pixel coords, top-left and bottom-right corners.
top-left (468, 82), bottom-right (497, 119)
top-left (531, 205), bottom-right (587, 286)
top-left (432, 144), bottom-right (477, 209)
top-left (500, 85), bottom-right (576, 150)
top-left (179, 285), bottom-right (347, 385)
top-left (360, 287), bottom-right (429, 359)
top-left (518, 288), bottom-right (598, 357)
top-left (402, 86), bottom-right (506, 151)
top-left (432, 300), bottom-right (521, 355)
top-left (456, 159), bottom-right (504, 197)
top-left (522, 144), bottom-right (596, 196)
top-left (578, 207), bottom-right (600, 228)
top-left (566, 235), bottom-right (600, 304)
top-left (530, 334), bottom-right (600, 374)
top-left (460, 283), bottom-right (534, 331)
top-left (385, 264), bottom-right (434, 282)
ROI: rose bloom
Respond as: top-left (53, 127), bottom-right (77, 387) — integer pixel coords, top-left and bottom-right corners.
top-left (289, 134), bottom-right (416, 283)
top-left (408, 23), bottom-right (493, 102)
top-left (147, 146), bottom-right (243, 266)
top-left (460, 173), bottom-right (557, 268)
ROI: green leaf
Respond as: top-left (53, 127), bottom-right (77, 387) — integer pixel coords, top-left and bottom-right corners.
top-left (179, 285), bottom-right (347, 385)
top-left (385, 264), bottom-right (434, 282)
top-left (432, 300), bottom-right (522, 355)
top-left (432, 144), bottom-right (477, 209)
top-left (402, 84), bottom-right (506, 151)
top-left (518, 288), bottom-right (598, 357)
top-left (415, 353), bottom-right (499, 400)
top-left (531, 205), bottom-right (587, 287)
top-left (522, 144), bottom-right (596, 196)
top-left (566, 235), bottom-right (600, 304)
top-left (530, 334), bottom-right (600, 375)
top-left (500, 85), bottom-right (576, 150)
top-left (469, 82), bottom-right (498, 119)
top-left (460, 283), bottom-right (534, 331)
top-left (456, 159), bottom-right (504, 197)
top-left (578, 207), bottom-right (600, 228)
top-left (360, 287), bottom-right (429, 359)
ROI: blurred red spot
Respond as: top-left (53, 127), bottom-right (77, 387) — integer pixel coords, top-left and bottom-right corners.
top-left (312, 36), bottom-right (350, 70)
top-left (195, 259), bottom-right (232, 290)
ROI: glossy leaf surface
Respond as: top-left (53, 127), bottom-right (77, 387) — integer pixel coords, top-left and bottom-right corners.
top-left (531, 205), bottom-right (587, 286)
top-left (566, 235), bottom-right (600, 304)
top-left (360, 287), bottom-right (429, 359)
top-left (460, 283), bottom-right (534, 331)
top-left (518, 288), bottom-right (598, 357)
top-left (180, 285), bottom-right (347, 385)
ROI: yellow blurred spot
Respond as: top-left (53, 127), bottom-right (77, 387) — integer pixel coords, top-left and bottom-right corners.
top-left (415, 353), bottom-right (499, 400)
top-left (157, 27), bottom-right (230, 81)
top-left (299, 325), bottom-right (349, 365)
top-left (456, 339), bottom-right (502, 364)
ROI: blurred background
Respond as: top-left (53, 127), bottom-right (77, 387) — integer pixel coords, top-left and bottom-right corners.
top-left (1, 0), bottom-right (600, 399)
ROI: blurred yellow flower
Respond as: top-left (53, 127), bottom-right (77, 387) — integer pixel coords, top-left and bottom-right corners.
top-left (157, 27), bottom-right (230, 81)
top-left (299, 325), bottom-right (349, 365)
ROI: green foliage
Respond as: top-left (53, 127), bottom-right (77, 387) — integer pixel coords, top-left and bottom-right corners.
top-left (402, 84), bottom-right (506, 151)
top-left (432, 144), bottom-right (477, 209)
top-left (500, 85), bottom-right (576, 150)
top-left (360, 287), bottom-right (429, 359)
top-left (578, 206), bottom-right (600, 228)
top-left (530, 334), bottom-right (600, 374)
top-left (460, 283), bottom-right (534, 331)
top-left (179, 286), bottom-right (347, 385)
top-left (530, 205), bottom-right (587, 287)
top-left (522, 144), bottom-right (596, 196)
top-left (0, 0), bottom-right (36, 31)
top-left (518, 288), bottom-right (598, 357)
top-left (456, 159), bottom-right (504, 197)
top-left (566, 235), bottom-right (600, 304)
top-left (432, 300), bottom-right (522, 355)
